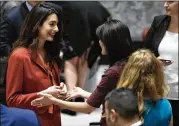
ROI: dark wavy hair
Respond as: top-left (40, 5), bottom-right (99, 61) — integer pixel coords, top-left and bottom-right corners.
top-left (12, 2), bottom-right (63, 67)
top-left (96, 19), bottom-right (133, 66)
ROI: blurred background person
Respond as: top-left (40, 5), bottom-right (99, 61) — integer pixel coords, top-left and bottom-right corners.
top-left (143, 1), bottom-right (178, 126)
top-left (0, 1), bottom-right (22, 17)
top-left (0, 1), bottom-right (41, 57)
top-left (104, 88), bottom-right (143, 126)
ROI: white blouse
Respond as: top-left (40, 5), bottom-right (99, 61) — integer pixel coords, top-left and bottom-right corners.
top-left (159, 31), bottom-right (178, 100)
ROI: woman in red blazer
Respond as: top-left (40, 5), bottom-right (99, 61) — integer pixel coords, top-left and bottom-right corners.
top-left (6, 3), bottom-right (65, 126)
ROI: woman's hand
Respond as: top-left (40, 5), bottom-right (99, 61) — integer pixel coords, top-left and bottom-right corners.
top-left (41, 82), bottom-right (67, 99)
top-left (157, 57), bottom-right (173, 66)
top-left (59, 82), bottom-right (67, 94)
top-left (31, 92), bottom-right (56, 107)
top-left (65, 87), bottom-right (84, 101)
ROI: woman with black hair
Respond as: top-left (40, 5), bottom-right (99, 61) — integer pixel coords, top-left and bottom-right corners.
top-left (6, 3), bottom-right (65, 126)
top-left (32, 19), bottom-right (133, 126)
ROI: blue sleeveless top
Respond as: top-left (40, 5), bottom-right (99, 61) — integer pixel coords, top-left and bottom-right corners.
top-left (143, 98), bottom-right (172, 126)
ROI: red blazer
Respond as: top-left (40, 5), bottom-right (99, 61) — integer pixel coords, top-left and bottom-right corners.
top-left (6, 47), bottom-right (61, 126)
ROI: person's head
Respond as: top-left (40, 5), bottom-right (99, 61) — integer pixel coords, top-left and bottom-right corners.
top-left (117, 49), bottom-right (169, 118)
top-left (105, 88), bottom-right (139, 126)
top-left (96, 19), bottom-right (133, 66)
top-left (27, 1), bottom-right (42, 7)
top-left (164, 1), bottom-right (178, 17)
top-left (13, 3), bottom-right (63, 65)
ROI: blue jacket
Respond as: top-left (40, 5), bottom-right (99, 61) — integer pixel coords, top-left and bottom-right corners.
top-left (0, 104), bottom-right (41, 126)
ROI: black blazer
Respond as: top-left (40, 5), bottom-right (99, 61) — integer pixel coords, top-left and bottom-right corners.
top-left (143, 15), bottom-right (171, 57)
top-left (0, 2), bottom-right (28, 56)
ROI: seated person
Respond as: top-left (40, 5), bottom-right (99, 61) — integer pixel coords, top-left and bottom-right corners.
top-left (104, 87), bottom-right (143, 126)
top-left (0, 104), bottom-right (41, 126)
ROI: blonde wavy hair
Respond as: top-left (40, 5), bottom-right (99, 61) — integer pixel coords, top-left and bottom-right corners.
top-left (117, 49), bottom-right (169, 119)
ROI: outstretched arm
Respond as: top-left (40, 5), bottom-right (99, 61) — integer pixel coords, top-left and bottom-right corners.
top-left (31, 93), bottom-right (95, 114)
top-left (66, 87), bottom-right (91, 100)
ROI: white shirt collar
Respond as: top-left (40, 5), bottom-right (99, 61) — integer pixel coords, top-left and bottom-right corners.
top-left (26, 1), bottom-right (33, 11)
top-left (131, 121), bottom-right (143, 126)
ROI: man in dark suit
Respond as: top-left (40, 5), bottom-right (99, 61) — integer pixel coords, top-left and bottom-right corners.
top-left (0, 1), bottom-right (22, 18)
top-left (0, 1), bottom-right (40, 56)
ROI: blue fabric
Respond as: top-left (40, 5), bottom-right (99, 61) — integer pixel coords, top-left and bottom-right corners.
top-left (143, 98), bottom-right (172, 126)
top-left (0, 104), bottom-right (41, 126)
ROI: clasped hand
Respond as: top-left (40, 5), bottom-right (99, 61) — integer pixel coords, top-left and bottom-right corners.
top-left (31, 82), bottom-right (67, 107)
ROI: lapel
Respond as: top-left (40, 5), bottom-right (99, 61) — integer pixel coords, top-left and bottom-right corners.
top-left (29, 48), bottom-right (60, 84)
top-left (153, 16), bottom-right (171, 56)
top-left (20, 2), bottom-right (29, 20)
top-left (29, 49), bottom-right (48, 74)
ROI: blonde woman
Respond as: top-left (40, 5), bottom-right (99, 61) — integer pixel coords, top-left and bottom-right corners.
top-left (117, 49), bottom-right (172, 126)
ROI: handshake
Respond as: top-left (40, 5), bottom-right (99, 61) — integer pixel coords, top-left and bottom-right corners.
top-left (31, 82), bottom-right (86, 107)
top-left (39, 82), bottom-right (68, 100)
